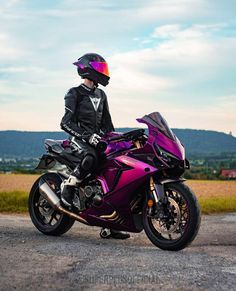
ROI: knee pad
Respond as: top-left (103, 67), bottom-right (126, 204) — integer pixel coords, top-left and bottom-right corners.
top-left (81, 154), bottom-right (96, 172)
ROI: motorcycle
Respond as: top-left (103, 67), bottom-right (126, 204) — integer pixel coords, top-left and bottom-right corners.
top-left (29, 112), bottom-right (201, 251)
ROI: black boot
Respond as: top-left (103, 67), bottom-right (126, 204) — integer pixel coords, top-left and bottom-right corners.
top-left (100, 228), bottom-right (130, 239)
top-left (60, 175), bottom-right (81, 207)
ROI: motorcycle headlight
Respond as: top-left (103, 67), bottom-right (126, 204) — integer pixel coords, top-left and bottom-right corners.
top-left (154, 144), bottom-right (179, 162)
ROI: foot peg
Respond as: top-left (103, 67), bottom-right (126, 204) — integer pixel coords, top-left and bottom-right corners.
top-left (100, 228), bottom-right (130, 239)
top-left (100, 228), bottom-right (111, 238)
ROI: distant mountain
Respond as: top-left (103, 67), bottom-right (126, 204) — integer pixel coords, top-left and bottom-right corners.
top-left (0, 129), bottom-right (236, 158)
top-left (173, 129), bottom-right (236, 156)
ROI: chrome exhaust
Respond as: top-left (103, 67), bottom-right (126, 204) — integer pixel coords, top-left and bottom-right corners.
top-left (39, 180), bottom-right (61, 208)
top-left (38, 179), bottom-right (88, 225)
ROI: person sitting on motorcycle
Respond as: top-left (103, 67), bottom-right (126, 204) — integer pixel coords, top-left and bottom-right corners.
top-left (60, 53), bottom-right (130, 239)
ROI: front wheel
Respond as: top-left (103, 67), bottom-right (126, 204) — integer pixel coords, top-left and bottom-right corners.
top-left (143, 182), bottom-right (201, 251)
top-left (28, 173), bottom-right (75, 236)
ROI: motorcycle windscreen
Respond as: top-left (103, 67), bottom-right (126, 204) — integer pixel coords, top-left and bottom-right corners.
top-left (137, 112), bottom-right (185, 160)
top-left (137, 112), bottom-right (175, 141)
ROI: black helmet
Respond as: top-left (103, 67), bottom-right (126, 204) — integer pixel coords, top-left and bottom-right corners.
top-left (73, 53), bottom-right (110, 86)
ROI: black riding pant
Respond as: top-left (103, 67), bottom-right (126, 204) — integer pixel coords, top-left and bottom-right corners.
top-left (70, 137), bottom-right (98, 180)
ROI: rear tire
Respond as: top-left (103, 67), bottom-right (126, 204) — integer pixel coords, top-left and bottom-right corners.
top-left (28, 173), bottom-right (75, 236)
top-left (143, 182), bottom-right (201, 251)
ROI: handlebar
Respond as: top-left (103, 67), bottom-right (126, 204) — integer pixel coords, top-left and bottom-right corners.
top-left (96, 129), bottom-right (146, 153)
top-left (107, 129), bottom-right (145, 143)
top-left (71, 129), bottom-right (146, 153)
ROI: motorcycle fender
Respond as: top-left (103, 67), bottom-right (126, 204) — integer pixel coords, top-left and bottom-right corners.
top-left (158, 177), bottom-right (186, 185)
top-left (35, 154), bottom-right (56, 170)
top-left (153, 177), bottom-right (186, 201)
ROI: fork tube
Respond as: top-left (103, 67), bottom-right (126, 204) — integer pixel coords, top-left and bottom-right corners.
top-left (150, 176), bottom-right (165, 201)
top-left (150, 177), bottom-right (158, 203)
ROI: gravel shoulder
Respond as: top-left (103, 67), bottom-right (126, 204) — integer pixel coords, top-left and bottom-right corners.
top-left (0, 213), bottom-right (236, 290)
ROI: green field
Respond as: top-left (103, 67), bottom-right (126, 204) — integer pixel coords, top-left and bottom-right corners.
top-left (0, 174), bottom-right (236, 214)
top-left (0, 191), bottom-right (28, 213)
top-left (1, 191), bottom-right (236, 214)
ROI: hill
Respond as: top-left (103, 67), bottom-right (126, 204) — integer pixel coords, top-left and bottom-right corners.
top-left (0, 129), bottom-right (236, 158)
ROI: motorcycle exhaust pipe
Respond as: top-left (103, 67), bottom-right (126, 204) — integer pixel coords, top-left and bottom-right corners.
top-left (38, 178), bottom-right (88, 225)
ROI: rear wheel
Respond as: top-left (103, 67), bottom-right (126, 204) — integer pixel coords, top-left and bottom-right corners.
top-left (28, 173), bottom-right (75, 236)
top-left (143, 182), bottom-right (201, 251)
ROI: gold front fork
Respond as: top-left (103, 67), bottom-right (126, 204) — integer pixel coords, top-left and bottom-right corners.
top-left (133, 140), bottom-right (142, 149)
top-left (150, 176), bottom-right (155, 191)
top-left (149, 176), bottom-right (158, 203)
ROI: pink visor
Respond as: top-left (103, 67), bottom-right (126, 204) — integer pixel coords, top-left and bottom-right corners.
top-left (73, 61), bottom-right (85, 69)
top-left (89, 61), bottom-right (109, 77)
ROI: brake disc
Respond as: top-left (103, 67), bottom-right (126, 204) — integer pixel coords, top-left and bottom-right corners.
top-left (151, 197), bottom-right (181, 235)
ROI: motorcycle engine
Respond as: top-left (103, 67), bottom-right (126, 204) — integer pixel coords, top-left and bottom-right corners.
top-left (73, 180), bottom-right (103, 211)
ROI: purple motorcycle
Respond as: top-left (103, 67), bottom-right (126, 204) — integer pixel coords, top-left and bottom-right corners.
top-left (29, 112), bottom-right (201, 251)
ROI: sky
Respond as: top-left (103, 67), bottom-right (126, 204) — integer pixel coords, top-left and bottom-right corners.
top-left (0, 0), bottom-right (236, 134)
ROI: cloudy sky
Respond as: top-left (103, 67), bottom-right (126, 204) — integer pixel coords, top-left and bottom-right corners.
top-left (0, 0), bottom-right (236, 134)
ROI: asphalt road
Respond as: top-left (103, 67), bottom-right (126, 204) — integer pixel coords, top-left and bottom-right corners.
top-left (0, 213), bottom-right (235, 291)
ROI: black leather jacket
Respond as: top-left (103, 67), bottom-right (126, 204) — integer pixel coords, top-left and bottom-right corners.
top-left (60, 83), bottom-right (114, 139)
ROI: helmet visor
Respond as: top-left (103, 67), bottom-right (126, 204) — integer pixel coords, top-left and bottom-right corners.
top-left (73, 61), bottom-right (85, 69)
top-left (90, 61), bottom-right (109, 77)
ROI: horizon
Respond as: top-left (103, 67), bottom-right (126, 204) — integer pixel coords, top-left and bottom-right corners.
top-left (0, 127), bottom-right (235, 137)
top-left (0, 1), bottom-right (236, 134)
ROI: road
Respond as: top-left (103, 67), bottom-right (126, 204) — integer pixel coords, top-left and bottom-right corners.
top-left (0, 213), bottom-right (235, 291)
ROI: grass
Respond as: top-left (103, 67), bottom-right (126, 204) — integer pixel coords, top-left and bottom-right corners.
top-left (199, 196), bottom-right (236, 214)
top-left (0, 189), bottom-right (236, 214)
top-left (0, 174), bottom-right (236, 214)
top-left (0, 191), bottom-right (28, 213)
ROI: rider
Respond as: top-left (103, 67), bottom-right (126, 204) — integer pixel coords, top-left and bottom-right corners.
top-left (60, 53), bottom-right (130, 239)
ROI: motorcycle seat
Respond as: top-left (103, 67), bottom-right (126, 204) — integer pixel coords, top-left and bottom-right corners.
top-left (44, 139), bottom-right (65, 154)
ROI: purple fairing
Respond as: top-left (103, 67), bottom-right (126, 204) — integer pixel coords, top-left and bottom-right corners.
top-left (103, 112), bottom-right (184, 160)
top-left (137, 112), bottom-right (185, 160)
top-left (78, 112), bottom-right (186, 232)
top-left (103, 132), bottom-right (133, 155)
top-left (81, 155), bottom-right (157, 232)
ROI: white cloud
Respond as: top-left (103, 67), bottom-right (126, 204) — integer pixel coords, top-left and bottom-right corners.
top-left (0, 0), bottom-right (235, 133)
top-left (152, 24), bottom-right (183, 38)
top-left (102, 23), bottom-right (236, 132)
top-left (134, 0), bottom-right (206, 22)
top-left (0, 66), bottom-right (45, 73)
top-left (108, 23), bottom-right (236, 84)
top-left (152, 23), bottom-right (227, 39)
top-left (0, 0), bottom-right (19, 12)
top-left (163, 95), bottom-right (236, 134)
top-left (0, 33), bottom-right (24, 60)
top-left (108, 66), bottom-right (174, 93)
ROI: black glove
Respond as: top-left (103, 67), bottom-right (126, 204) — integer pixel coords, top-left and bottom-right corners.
top-left (88, 133), bottom-right (101, 147)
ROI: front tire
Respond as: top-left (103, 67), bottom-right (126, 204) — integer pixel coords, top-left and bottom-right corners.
top-left (143, 182), bottom-right (201, 251)
top-left (28, 173), bottom-right (75, 236)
